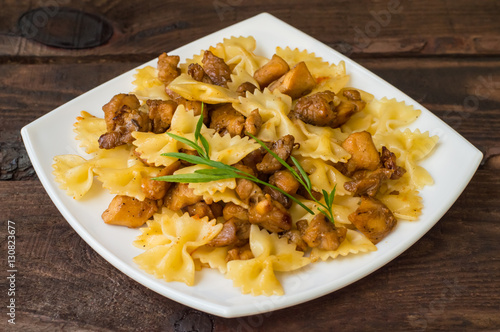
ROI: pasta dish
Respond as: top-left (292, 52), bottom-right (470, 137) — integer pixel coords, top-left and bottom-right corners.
top-left (52, 36), bottom-right (438, 296)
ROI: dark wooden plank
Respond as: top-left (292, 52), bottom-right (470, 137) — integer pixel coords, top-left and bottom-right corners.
top-left (1, 0), bottom-right (500, 58)
top-left (0, 166), bottom-right (498, 330)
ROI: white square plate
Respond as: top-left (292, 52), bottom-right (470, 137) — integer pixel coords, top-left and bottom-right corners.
top-left (21, 13), bottom-right (482, 317)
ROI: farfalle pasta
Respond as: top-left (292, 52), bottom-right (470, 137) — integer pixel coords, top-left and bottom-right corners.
top-left (52, 36), bottom-right (438, 296)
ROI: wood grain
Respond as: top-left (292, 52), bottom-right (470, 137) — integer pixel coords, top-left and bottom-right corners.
top-left (1, 0), bottom-right (500, 58)
top-left (1, 0), bottom-right (499, 330)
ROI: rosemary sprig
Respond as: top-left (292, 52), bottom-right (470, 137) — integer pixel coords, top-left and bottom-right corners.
top-left (152, 110), bottom-right (337, 223)
top-left (246, 133), bottom-right (337, 223)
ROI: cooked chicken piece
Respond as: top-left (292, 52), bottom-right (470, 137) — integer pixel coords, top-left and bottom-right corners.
top-left (268, 62), bottom-right (316, 99)
top-left (202, 50), bottom-right (232, 87)
top-left (348, 196), bottom-right (397, 244)
top-left (290, 90), bottom-right (338, 127)
top-left (99, 101), bottom-right (150, 149)
top-left (102, 195), bottom-right (158, 228)
top-left (207, 219), bottom-right (237, 247)
top-left (262, 169), bottom-right (301, 209)
top-left (281, 229), bottom-right (308, 252)
top-left (210, 202), bottom-right (224, 218)
top-left (248, 194), bottom-right (292, 233)
top-left (164, 183), bottom-right (203, 211)
top-left (336, 89), bottom-right (366, 120)
top-left (157, 53), bottom-right (181, 85)
top-left (165, 89), bottom-right (206, 120)
top-left (269, 170), bottom-right (300, 194)
top-left (235, 178), bottom-right (261, 201)
top-left (241, 146), bottom-right (269, 174)
top-left (291, 89), bottom-right (366, 128)
top-left (233, 218), bottom-right (252, 246)
top-left (187, 62), bottom-right (213, 84)
top-left (209, 104), bottom-right (245, 137)
top-left (380, 146), bottom-right (406, 180)
top-left (341, 131), bottom-right (380, 176)
top-left (344, 168), bottom-right (393, 197)
top-left (223, 202), bottom-right (249, 221)
top-left (141, 162), bottom-right (180, 200)
top-left (99, 93), bottom-right (147, 149)
top-left (236, 81), bottom-right (258, 96)
top-left (299, 214), bottom-right (347, 251)
top-left (263, 186), bottom-right (291, 209)
top-left (102, 94), bottom-right (141, 131)
top-left (226, 243), bottom-right (253, 262)
top-left (98, 132), bottom-right (122, 150)
top-left (146, 99), bottom-right (177, 133)
top-left (256, 135), bottom-right (295, 174)
top-left (186, 201), bottom-right (216, 220)
top-left (253, 54), bottom-right (290, 88)
top-left (244, 109), bottom-right (262, 136)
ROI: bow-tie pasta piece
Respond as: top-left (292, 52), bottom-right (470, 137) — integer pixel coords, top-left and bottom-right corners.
top-left (132, 65), bottom-right (169, 100)
top-left (73, 111), bottom-right (106, 154)
top-left (226, 225), bottom-right (310, 296)
top-left (134, 211), bottom-right (223, 286)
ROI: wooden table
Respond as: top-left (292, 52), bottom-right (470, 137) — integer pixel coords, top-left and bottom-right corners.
top-left (1, 0), bottom-right (499, 330)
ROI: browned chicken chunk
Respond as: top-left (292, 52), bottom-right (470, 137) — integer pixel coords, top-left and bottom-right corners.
top-left (187, 62), bottom-right (213, 84)
top-left (336, 89), bottom-right (366, 123)
top-left (102, 195), bottom-right (158, 228)
top-left (99, 94), bottom-right (149, 149)
top-left (157, 53), bottom-right (181, 85)
top-left (281, 229), bottom-right (308, 251)
top-left (344, 168), bottom-right (393, 197)
top-left (269, 170), bottom-right (300, 194)
top-left (202, 50), bottom-right (232, 87)
top-left (186, 201), bottom-right (216, 220)
top-left (380, 146), bottom-right (406, 180)
top-left (348, 196), bottom-right (397, 244)
top-left (268, 62), bottom-right (316, 99)
top-left (241, 145), bottom-right (269, 174)
top-left (263, 169), bottom-right (300, 209)
top-left (209, 104), bottom-right (245, 137)
top-left (298, 214), bottom-right (347, 251)
top-left (140, 161), bottom-right (181, 200)
top-left (341, 131), bottom-right (380, 176)
top-left (207, 219), bottom-right (237, 247)
top-left (236, 82), bottom-right (258, 96)
top-left (223, 202), bottom-right (249, 221)
top-left (253, 54), bottom-right (290, 88)
top-left (235, 178), bottom-right (261, 202)
top-left (164, 183), bottom-right (203, 211)
top-left (102, 93), bottom-right (141, 131)
top-left (248, 194), bottom-right (292, 233)
top-left (165, 89), bottom-right (205, 120)
top-left (226, 243), bottom-right (253, 262)
top-left (146, 99), bottom-right (177, 133)
top-left (244, 109), bottom-right (262, 136)
top-left (256, 135), bottom-right (295, 174)
top-left (290, 90), bottom-right (338, 127)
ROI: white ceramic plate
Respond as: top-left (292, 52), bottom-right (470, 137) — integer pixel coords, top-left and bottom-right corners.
top-left (21, 13), bottom-right (482, 317)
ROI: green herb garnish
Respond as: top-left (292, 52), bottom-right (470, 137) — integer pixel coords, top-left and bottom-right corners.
top-left (153, 109), bottom-right (336, 223)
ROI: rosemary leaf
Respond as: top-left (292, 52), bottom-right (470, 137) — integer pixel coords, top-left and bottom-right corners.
top-left (165, 132), bottom-right (205, 157)
top-left (290, 155), bottom-right (312, 190)
top-left (153, 173), bottom-right (235, 183)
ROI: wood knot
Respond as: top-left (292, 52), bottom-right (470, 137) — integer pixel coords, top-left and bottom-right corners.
top-left (17, 7), bottom-right (113, 49)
